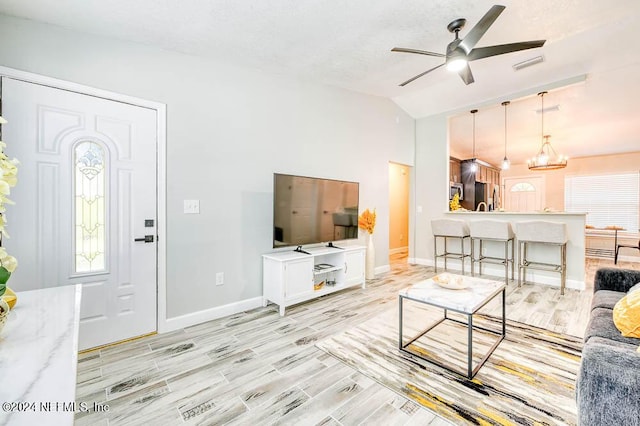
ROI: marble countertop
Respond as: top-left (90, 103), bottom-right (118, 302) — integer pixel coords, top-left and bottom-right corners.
top-left (0, 284), bottom-right (82, 426)
top-left (399, 275), bottom-right (504, 313)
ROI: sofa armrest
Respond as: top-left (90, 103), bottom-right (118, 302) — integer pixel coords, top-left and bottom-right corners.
top-left (594, 268), bottom-right (640, 293)
top-left (577, 337), bottom-right (640, 425)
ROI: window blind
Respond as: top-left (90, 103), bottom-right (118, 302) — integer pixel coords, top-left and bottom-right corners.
top-left (565, 172), bottom-right (640, 232)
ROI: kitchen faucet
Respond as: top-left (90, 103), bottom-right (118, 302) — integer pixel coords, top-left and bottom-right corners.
top-left (476, 202), bottom-right (487, 212)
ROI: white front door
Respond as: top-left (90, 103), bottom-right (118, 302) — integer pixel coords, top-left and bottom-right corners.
top-left (504, 176), bottom-right (545, 212)
top-left (2, 77), bottom-right (157, 350)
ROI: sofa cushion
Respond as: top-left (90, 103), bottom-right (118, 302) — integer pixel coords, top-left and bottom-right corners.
top-left (613, 290), bottom-right (640, 337)
top-left (577, 336), bottom-right (640, 426)
top-left (594, 268), bottom-right (640, 293)
top-left (584, 307), bottom-right (640, 345)
top-left (591, 290), bottom-right (625, 311)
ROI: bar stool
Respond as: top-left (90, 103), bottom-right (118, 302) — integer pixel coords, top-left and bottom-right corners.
top-left (431, 219), bottom-right (471, 274)
top-left (516, 221), bottom-right (568, 295)
top-left (469, 220), bottom-right (515, 284)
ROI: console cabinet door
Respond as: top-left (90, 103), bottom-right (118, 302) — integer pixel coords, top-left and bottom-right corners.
top-left (344, 249), bottom-right (365, 285)
top-left (284, 258), bottom-right (314, 300)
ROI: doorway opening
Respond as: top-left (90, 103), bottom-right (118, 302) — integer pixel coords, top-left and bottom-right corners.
top-left (389, 162), bottom-right (410, 266)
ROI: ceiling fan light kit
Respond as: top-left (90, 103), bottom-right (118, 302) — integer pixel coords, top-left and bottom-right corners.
top-left (528, 92), bottom-right (568, 171)
top-left (392, 5), bottom-right (546, 86)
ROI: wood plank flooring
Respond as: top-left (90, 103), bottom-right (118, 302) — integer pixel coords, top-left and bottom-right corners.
top-left (75, 256), bottom-right (639, 425)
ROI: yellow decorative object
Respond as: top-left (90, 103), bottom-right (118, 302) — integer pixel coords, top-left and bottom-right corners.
top-left (612, 290), bottom-right (640, 337)
top-left (314, 281), bottom-right (325, 291)
top-left (449, 193), bottom-right (461, 211)
top-left (358, 208), bottom-right (376, 235)
top-left (2, 287), bottom-right (17, 309)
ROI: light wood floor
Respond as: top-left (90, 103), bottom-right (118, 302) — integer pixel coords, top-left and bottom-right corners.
top-left (75, 256), bottom-right (639, 425)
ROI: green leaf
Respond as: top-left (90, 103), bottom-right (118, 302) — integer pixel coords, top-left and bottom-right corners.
top-left (0, 266), bottom-right (10, 286)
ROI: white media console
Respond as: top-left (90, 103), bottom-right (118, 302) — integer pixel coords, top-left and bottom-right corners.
top-left (262, 245), bottom-right (366, 316)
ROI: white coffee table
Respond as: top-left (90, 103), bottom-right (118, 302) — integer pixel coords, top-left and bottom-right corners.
top-left (398, 274), bottom-right (506, 378)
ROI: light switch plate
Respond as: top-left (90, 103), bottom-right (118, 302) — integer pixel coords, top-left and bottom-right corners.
top-left (184, 199), bottom-right (200, 214)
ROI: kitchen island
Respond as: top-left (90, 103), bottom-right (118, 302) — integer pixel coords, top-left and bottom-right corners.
top-left (445, 211), bottom-right (586, 290)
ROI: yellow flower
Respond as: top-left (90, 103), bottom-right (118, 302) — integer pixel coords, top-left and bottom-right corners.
top-left (1, 255), bottom-right (17, 273)
top-left (358, 208), bottom-right (376, 234)
top-left (449, 193), bottom-right (461, 211)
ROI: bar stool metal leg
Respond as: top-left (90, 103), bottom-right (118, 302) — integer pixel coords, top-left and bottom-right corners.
top-left (504, 240), bottom-right (508, 284)
top-left (460, 237), bottom-right (464, 275)
top-left (561, 243), bottom-right (567, 295)
top-left (434, 237), bottom-right (438, 273)
top-left (470, 238), bottom-right (475, 277)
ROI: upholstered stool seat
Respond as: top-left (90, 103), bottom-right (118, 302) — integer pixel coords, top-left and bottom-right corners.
top-left (469, 220), bottom-right (515, 283)
top-left (516, 221), bottom-right (568, 294)
top-left (431, 219), bottom-right (471, 274)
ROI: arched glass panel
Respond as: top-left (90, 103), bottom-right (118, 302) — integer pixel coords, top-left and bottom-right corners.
top-left (74, 141), bottom-right (106, 273)
top-left (511, 182), bottom-right (536, 192)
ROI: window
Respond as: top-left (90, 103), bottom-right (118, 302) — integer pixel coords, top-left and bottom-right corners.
top-left (74, 141), bottom-right (106, 273)
top-left (510, 182), bottom-right (536, 192)
top-left (565, 172), bottom-right (639, 232)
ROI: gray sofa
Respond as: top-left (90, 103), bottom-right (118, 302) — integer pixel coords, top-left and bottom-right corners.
top-left (577, 267), bottom-right (640, 425)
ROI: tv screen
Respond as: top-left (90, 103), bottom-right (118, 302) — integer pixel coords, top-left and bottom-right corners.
top-left (273, 173), bottom-right (359, 248)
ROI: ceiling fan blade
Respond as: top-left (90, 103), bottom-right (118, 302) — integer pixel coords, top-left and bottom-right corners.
top-left (459, 5), bottom-right (506, 54)
top-left (391, 47), bottom-right (445, 58)
top-left (467, 40), bottom-right (546, 61)
top-left (458, 63), bottom-right (475, 85)
top-left (399, 63), bottom-right (445, 86)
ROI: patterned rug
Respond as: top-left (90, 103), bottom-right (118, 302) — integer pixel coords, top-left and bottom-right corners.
top-left (316, 302), bottom-right (583, 425)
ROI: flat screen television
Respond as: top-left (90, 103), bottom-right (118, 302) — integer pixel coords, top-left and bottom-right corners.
top-left (273, 173), bottom-right (359, 248)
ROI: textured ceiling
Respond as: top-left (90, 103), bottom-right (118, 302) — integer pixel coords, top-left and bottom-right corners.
top-left (1, 0), bottom-right (639, 165)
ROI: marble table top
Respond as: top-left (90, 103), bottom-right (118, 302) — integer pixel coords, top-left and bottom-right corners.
top-left (399, 275), bottom-right (505, 314)
top-left (0, 284), bottom-right (82, 426)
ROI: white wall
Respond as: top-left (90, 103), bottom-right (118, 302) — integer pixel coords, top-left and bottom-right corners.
top-left (411, 114), bottom-right (449, 264)
top-left (0, 15), bottom-right (415, 321)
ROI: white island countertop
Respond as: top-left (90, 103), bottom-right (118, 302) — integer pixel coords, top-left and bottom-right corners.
top-left (0, 284), bottom-right (82, 426)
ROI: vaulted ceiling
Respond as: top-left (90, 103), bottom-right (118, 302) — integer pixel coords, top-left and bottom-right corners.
top-left (1, 0), bottom-right (639, 166)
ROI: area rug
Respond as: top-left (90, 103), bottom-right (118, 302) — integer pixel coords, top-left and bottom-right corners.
top-left (316, 303), bottom-right (583, 425)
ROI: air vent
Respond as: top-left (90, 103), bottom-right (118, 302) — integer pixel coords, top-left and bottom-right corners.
top-left (536, 105), bottom-right (560, 114)
top-left (513, 55), bottom-right (544, 71)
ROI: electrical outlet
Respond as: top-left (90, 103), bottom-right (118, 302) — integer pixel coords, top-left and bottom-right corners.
top-left (184, 200), bottom-right (200, 214)
top-left (215, 272), bottom-right (224, 286)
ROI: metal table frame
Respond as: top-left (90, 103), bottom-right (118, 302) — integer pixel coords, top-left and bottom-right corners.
top-left (398, 287), bottom-right (505, 379)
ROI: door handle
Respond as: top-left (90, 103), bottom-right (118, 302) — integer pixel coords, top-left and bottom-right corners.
top-left (134, 235), bottom-right (155, 243)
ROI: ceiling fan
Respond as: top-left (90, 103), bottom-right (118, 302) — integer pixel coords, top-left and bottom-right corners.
top-left (392, 5), bottom-right (545, 86)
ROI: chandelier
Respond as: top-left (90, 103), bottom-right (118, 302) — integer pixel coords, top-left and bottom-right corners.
top-left (527, 91), bottom-right (568, 171)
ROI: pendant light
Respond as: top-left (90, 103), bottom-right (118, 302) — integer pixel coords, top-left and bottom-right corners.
top-left (470, 109), bottom-right (478, 172)
top-left (501, 101), bottom-right (510, 170)
top-left (527, 91), bottom-right (568, 170)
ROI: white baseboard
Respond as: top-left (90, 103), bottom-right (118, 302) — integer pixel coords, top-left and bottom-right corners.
top-left (409, 257), bottom-right (585, 291)
top-left (375, 265), bottom-right (391, 276)
top-left (160, 296), bottom-right (263, 333)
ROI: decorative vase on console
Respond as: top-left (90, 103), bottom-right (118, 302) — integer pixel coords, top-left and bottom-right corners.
top-left (358, 208), bottom-right (376, 280)
top-left (0, 114), bottom-right (20, 335)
